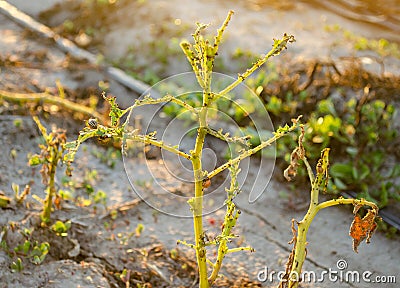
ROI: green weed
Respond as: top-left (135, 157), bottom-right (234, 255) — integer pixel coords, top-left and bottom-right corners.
top-left (51, 220), bottom-right (71, 237)
top-left (1, 226), bottom-right (50, 271)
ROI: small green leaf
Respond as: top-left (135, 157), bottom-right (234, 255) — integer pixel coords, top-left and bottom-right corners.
top-left (359, 164), bottom-right (370, 181)
top-left (389, 164), bottom-right (400, 178)
top-left (51, 220), bottom-right (70, 236)
top-left (0, 195), bottom-right (11, 208)
top-left (135, 223), bottom-right (144, 237)
top-left (352, 166), bottom-right (359, 180)
top-left (379, 183), bottom-right (388, 208)
top-left (345, 147), bottom-right (358, 157)
top-left (11, 258), bottom-right (23, 273)
top-left (330, 163), bottom-right (353, 179)
top-left (105, 95), bottom-right (124, 126)
top-left (63, 140), bottom-right (79, 150)
top-left (28, 155), bottom-right (41, 166)
top-left (32, 255), bottom-right (41, 265)
top-left (333, 178), bottom-right (347, 190)
top-left (22, 240), bottom-right (30, 255)
top-left (11, 183), bottom-right (19, 194)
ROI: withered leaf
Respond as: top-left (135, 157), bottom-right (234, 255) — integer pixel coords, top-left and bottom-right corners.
top-left (349, 209), bottom-right (378, 253)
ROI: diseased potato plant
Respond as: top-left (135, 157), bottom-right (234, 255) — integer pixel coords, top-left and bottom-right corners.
top-left (62, 11), bottom-right (380, 288)
top-left (28, 116), bottom-right (67, 225)
top-left (64, 11), bottom-right (297, 286)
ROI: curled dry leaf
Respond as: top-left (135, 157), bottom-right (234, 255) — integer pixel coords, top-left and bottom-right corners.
top-left (349, 207), bottom-right (378, 253)
top-left (283, 125), bottom-right (305, 181)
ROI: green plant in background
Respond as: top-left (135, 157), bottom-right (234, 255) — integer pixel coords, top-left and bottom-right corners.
top-left (29, 117), bottom-right (67, 225)
top-left (327, 98), bottom-right (399, 206)
top-left (241, 57), bottom-right (400, 208)
top-left (283, 96), bottom-right (399, 207)
top-left (324, 24), bottom-right (400, 59)
top-left (91, 146), bottom-right (122, 168)
top-left (344, 31), bottom-right (400, 59)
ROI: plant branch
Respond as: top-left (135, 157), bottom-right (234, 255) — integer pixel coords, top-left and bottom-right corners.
top-left (217, 34), bottom-right (295, 98)
top-left (129, 134), bottom-right (191, 160)
top-left (207, 117), bottom-right (301, 180)
top-left (205, 127), bottom-right (250, 147)
top-left (130, 94), bottom-right (198, 117)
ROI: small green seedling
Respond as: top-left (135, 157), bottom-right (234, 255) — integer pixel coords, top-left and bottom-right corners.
top-left (135, 223), bottom-right (145, 237)
top-left (12, 183), bottom-right (30, 205)
top-left (51, 220), bottom-right (71, 237)
top-left (11, 257), bottom-right (23, 273)
top-left (7, 235), bottom-right (50, 269)
top-left (13, 118), bottom-right (23, 129)
top-left (119, 268), bottom-right (131, 288)
top-left (29, 241), bottom-right (50, 265)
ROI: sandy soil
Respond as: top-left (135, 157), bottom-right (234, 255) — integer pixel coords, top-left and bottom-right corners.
top-left (1, 1), bottom-right (399, 287)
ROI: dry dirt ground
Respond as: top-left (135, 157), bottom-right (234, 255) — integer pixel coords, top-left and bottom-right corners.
top-left (1, 2), bottom-right (400, 288)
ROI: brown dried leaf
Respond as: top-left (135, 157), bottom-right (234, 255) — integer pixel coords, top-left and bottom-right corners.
top-left (349, 209), bottom-right (378, 253)
top-left (283, 126), bottom-right (305, 182)
top-left (278, 219), bottom-right (298, 288)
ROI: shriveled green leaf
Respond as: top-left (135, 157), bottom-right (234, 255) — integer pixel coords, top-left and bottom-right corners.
top-left (104, 95), bottom-right (123, 126)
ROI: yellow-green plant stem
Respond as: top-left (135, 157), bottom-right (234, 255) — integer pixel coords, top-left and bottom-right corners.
top-left (180, 12), bottom-right (295, 286)
top-left (129, 135), bottom-right (191, 160)
top-left (129, 94), bottom-right (198, 117)
top-left (41, 153), bottom-right (58, 224)
top-left (190, 82), bottom-right (214, 286)
top-left (191, 106), bottom-right (209, 287)
top-left (287, 198), bottom-right (378, 288)
top-left (182, 11), bottom-right (231, 286)
top-left (208, 218), bottom-right (254, 283)
top-left (31, 117), bottom-right (66, 225)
